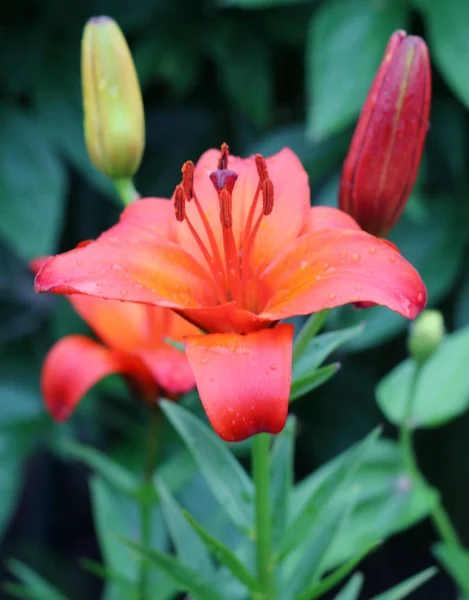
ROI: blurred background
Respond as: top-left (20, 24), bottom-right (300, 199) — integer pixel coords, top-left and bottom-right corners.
top-left (1, 0), bottom-right (469, 598)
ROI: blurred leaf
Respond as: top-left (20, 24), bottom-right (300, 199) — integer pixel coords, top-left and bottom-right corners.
top-left (90, 475), bottom-right (175, 600)
top-left (293, 324), bottom-right (364, 380)
top-left (5, 560), bottom-right (69, 600)
top-left (155, 478), bottom-right (214, 577)
top-left (121, 538), bottom-right (224, 600)
top-left (454, 269), bottom-right (469, 330)
top-left (285, 483), bottom-right (360, 598)
top-left (415, 0), bottom-right (469, 108)
top-left (333, 573), bottom-right (365, 600)
top-left (290, 363), bottom-right (340, 402)
top-left (205, 20), bottom-right (273, 128)
top-left (369, 566), bottom-right (437, 599)
top-left (183, 511), bottom-right (260, 593)
top-left (58, 439), bottom-right (139, 495)
top-left (293, 439), bottom-right (438, 569)
top-left (433, 543), bottom-right (469, 593)
top-left (306, 0), bottom-right (409, 140)
top-left (327, 194), bottom-right (467, 350)
top-left (0, 107), bottom-right (66, 259)
top-left (0, 380), bottom-right (45, 431)
top-left (300, 549), bottom-right (372, 600)
top-left (218, 0), bottom-right (313, 6)
top-left (270, 417), bottom-right (295, 548)
top-left (377, 325), bottom-right (469, 427)
top-left (161, 400), bottom-right (254, 533)
top-left (281, 428), bottom-right (380, 559)
top-left (0, 442), bottom-right (23, 543)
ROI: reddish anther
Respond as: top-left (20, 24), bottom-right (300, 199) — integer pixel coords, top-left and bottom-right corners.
top-left (174, 185), bottom-right (186, 222)
top-left (181, 161), bottom-right (195, 200)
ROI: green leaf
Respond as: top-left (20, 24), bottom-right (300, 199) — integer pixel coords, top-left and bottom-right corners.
top-left (433, 543), bottom-right (469, 592)
top-left (293, 324), bottom-right (364, 380)
top-left (155, 478), bottom-right (214, 577)
top-left (0, 107), bottom-right (66, 259)
top-left (161, 401), bottom-right (254, 533)
top-left (121, 538), bottom-right (224, 600)
top-left (270, 417), bottom-right (295, 547)
top-left (281, 428), bottom-right (380, 560)
top-left (6, 560), bottom-right (69, 600)
top-left (58, 439), bottom-right (138, 496)
top-left (292, 439), bottom-right (438, 570)
top-left (333, 573), bottom-right (365, 600)
top-left (290, 363), bottom-right (340, 402)
top-left (369, 566), bottom-right (437, 600)
top-left (306, 0), bottom-right (409, 140)
top-left (218, 0), bottom-right (314, 7)
top-left (377, 324), bottom-right (469, 428)
top-left (414, 0), bottom-right (469, 108)
top-left (183, 511), bottom-right (259, 593)
top-left (90, 476), bottom-right (174, 600)
top-left (205, 21), bottom-right (273, 128)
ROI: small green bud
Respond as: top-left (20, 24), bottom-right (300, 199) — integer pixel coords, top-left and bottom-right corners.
top-left (81, 16), bottom-right (144, 179)
top-left (407, 309), bottom-right (444, 364)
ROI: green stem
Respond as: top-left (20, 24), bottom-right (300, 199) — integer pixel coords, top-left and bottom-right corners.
top-left (114, 177), bottom-right (139, 206)
top-left (252, 433), bottom-right (275, 600)
top-left (292, 309), bottom-right (329, 363)
top-left (399, 361), bottom-right (468, 595)
top-left (139, 406), bottom-right (162, 600)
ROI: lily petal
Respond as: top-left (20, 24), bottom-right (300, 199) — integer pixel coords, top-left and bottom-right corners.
top-left (303, 206), bottom-right (361, 233)
top-left (135, 344), bottom-right (196, 397)
top-left (178, 148), bottom-right (310, 272)
top-left (185, 324), bottom-right (294, 442)
top-left (41, 335), bottom-right (155, 421)
top-left (35, 198), bottom-right (217, 309)
top-left (259, 229), bottom-right (426, 320)
top-left (181, 302), bottom-right (270, 335)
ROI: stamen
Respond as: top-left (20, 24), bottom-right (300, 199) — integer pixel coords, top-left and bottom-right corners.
top-left (174, 185), bottom-right (185, 221)
top-left (219, 188), bottom-right (232, 228)
top-left (255, 154), bottom-right (268, 182)
top-left (262, 179), bottom-right (274, 215)
top-left (181, 161), bottom-right (194, 200)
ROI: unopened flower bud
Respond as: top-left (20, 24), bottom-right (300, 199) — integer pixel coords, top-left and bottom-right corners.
top-left (339, 30), bottom-right (431, 236)
top-left (407, 309), bottom-right (444, 364)
top-left (81, 16), bottom-right (144, 179)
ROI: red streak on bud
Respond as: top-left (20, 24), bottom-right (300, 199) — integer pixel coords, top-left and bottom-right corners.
top-left (339, 30), bottom-right (431, 236)
top-left (262, 179), bottom-right (274, 215)
top-left (174, 185), bottom-right (186, 222)
top-left (181, 161), bottom-right (195, 200)
top-left (219, 189), bottom-right (233, 228)
top-left (209, 169), bottom-right (238, 194)
top-left (218, 142), bottom-right (229, 170)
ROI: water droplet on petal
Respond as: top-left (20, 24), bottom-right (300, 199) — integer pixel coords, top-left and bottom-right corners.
top-left (417, 292), bottom-right (424, 303)
top-left (200, 358), bottom-right (207, 364)
top-left (112, 263), bottom-right (124, 271)
top-left (209, 376), bottom-right (215, 382)
top-left (368, 247), bottom-right (376, 254)
top-left (270, 363), bottom-right (278, 371)
top-left (389, 255), bottom-right (396, 263)
top-left (120, 288), bottom-right (128, 296)
top-left (351, 253), bottom-right (360, 262)
top-left (350, 295), bottom-right (360, 302)
top-left (328, 292), bottom-right (337, 300)
top-left (354, 284), bottom-right (363, 291)
top-left (300, 260), bottom-right (308, 270)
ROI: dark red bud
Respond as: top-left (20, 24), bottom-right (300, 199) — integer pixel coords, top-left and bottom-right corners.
top-left (339, 30), bottom-right (431, 236)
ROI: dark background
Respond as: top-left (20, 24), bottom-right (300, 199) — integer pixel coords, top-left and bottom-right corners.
top-left (1, 0), bottom-right (469, 598)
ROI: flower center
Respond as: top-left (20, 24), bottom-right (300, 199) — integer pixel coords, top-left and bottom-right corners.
top-left (173, 143), bottom-right (274, 308)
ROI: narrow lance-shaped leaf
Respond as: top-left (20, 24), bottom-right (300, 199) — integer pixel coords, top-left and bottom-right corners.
top-left (160, 401), bottom-right (254, 533)
top-left (369, 566), bottom-right (437, 600)
top-left (333, 573), bottom-right (365, 600)
top-left (270, 416), bottom-right (295, 548)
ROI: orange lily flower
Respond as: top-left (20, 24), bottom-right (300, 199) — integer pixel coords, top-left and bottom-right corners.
top-left (35, 145), bottom-right (426, 441)
top-left (31, 257), bottom-right (197, 422)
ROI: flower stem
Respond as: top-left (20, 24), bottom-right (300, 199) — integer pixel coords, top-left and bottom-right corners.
top-left (114, 177), bottom-right (139, 206)
top-left (252, 433), bottom-right (275, 600)
top-left (399, 362), bottom-right (468, 596)
top-left (139, 406), bottom-right (161, 599)
top-left (292, 310), bottom-right (329, 363)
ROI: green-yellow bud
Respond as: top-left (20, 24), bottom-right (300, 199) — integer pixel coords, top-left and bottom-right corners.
top-left (81, 16), bottom-right (144, 179)
top-left (407, 309), bottom-right (445, 364)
